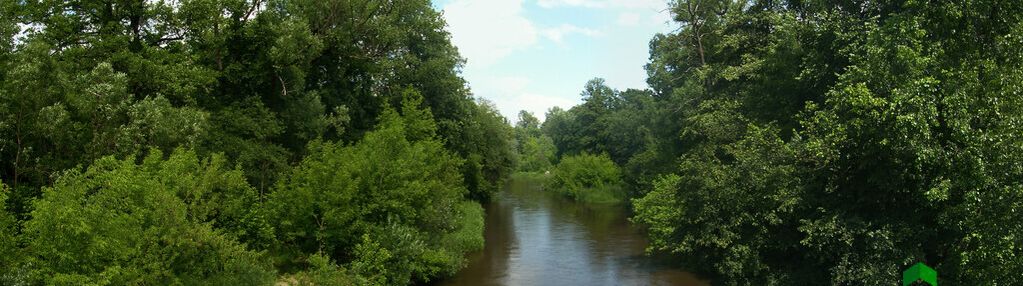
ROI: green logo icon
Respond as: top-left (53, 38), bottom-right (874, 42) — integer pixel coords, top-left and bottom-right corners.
top-left (902, 262), bottom-right (937, 286)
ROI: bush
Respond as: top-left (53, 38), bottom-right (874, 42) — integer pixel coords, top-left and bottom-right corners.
top-left (269, 95), bottom-right (484, 284)
top-left (509, 171), bottom-right (549, 183)
top-left (517, 135), bottom-right (556, 172)
top-left (545, 153), bottom-right (625, 204)
top-left (444, 201), bottom-right (486, 258)
top-left (22, 150), bottom-right (275, 285)
top-left (277, 253), bottom-right (356, 286)
top-left (0, 181), bottom-right (28, 285)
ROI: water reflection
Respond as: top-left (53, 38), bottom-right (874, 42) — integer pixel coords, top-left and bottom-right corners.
top-left (437, 177), bottom-right (707, 286)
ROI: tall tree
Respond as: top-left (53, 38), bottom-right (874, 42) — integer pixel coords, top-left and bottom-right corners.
top-left (632, 0), bottom-right (1023, 284)
top-left (270, 94), bottom-right (483, 284)
top-left (513, 110), bottom-right (555, 172)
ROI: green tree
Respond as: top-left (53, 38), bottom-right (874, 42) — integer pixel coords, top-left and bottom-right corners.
top-left (542, 106), bottom-right (579, 159)
top-left (0, 181), bottom-right (26, 284)
top-left (631, 0), bottom-right (1023, 284)
top-left (515, 110), bottom-right (541, 136)
top-left (22, 149), bottom-right (274, 285)
top-left (458, 99), bottom-right (516, 201)
top-left (0, 51), bottom-right (206, 219)
top-left (543, 79), bottom-right (616, 158)
top-left (1, 0), bottom-right (515, 284)
top-left (546, 153), bottom-right (625, 204)
top-left (517, 135), bottom-right (556, 173)
top-left (514, 111), bottom-right (541, 154)
top-left (513, 110), bottom-right (555, 172)
top-left (270, 95), bottom-right (483, 284)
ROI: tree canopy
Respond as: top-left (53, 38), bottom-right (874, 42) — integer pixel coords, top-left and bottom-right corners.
top-left (0, 0), bottom-right (513, 284)
top-left (3, 0), bottom-right (1022, 284)
top-left (528, 0), bottom-right (1023, 285)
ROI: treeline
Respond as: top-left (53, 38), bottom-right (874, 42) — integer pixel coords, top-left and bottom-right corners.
top-left (521, 0), bottom-right (1023, 285)
top-left (511, 81), bottom-right (639, 204)
top-left (0, 0), bottom-right (514, 285)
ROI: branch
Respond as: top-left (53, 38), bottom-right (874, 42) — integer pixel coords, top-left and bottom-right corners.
top-left (242, 0), bottom-right (263, 23)
top-left (278, 73), bottom-right (288, 97)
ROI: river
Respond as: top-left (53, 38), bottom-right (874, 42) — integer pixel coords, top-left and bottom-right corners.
top-left (437, 176), bottom-right (708, 286)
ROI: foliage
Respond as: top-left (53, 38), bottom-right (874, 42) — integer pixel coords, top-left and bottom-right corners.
top-left (545, 153), bottom-right (625, 204)
top-left (517, 135), bottom-right (557, 172)
top-left (514, 110), bottom-right (556, 172)
top-left (0, 181), bottom-right (27, 285)
top-left (279, 253), bottom-right (356, 286)
top-left (22, 149), bottom-right (275, 285)
top-left (624, 0), bottom-right (1023, 285)
top-left (269, 96), bottom-right (484, 284)
top-left (540, 81), bottom-right (660, 194)
top-left (541, 79), bottom-right (618, 160)
top-left (2, 0), bottom-right (514, 195)
top-left (526, 0), bottom-right (1023, 284)
top-left (446, 200), bottom-right (486, 254)
top-left (3, 0), bottom-right (1020, 284)
top-left (0, 54), bottom-right (207, 218)
top-left (457, 99), bottom-right (517, 201)
top-left (1, 0), bottom-right (511, 283)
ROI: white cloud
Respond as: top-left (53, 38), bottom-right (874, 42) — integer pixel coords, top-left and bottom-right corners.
top-left (617, 12), bottom-right (641, 26)
top-left (440, 0), bottom-right (675, 123)
top-left (468, 75), bottom-right (576, 122)
top-left (535, 0), bottom-right (672, 29)
top-left (443, 0), bottom-right (609, 65)
top-left (442, 0), bottom-right (539, 67)
top-left (541, 24), bottom-right (601, 45)
top-left (605, 0), bottom-right (666, 9)
top-left (537, 0), bottom-right (663, 9)
top-left (537, 0), bottom-right (604, 8)
top-left (494, 93), bottom-right (577, 122)
top-left (491, 76), bottom-right (532, 93)
top-left (650, 5), bottom-right (674, 26)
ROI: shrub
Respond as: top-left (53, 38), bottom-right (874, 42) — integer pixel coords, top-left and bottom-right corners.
top-left (269, 95), bottom-right (484, 284)
top-left (277, 253), bottom-right (356, 286)
top-left (22, 150), bottom-right (275, 285)
top-left (443, 201), bottom-right (486, 259)
top-left (545, 153), bottom-right (625, 203)
top-left (517, 135), bottom-right (556, 172)
top-left (0, 181), bottom-right (28, 285)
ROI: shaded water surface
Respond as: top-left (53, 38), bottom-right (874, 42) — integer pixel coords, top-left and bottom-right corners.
top-left (438, 177), bottom-right (707, 286)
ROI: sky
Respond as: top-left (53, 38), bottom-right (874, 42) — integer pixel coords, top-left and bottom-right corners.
top-left (432, 0), bottom-right (675, 122)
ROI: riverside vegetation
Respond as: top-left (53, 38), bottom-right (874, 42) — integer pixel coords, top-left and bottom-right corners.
top-left (3, 0), bottom-right (1023, 285)
top-left (511, 0), bottom-right (1023, 285)
top-left (0, 0), bottom-right (512, 284)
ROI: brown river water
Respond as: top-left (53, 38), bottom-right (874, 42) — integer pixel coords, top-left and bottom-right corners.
top-left (436, 177), bottom-right (708, 286)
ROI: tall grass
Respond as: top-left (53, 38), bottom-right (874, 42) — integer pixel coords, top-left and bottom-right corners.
top-left (443, 200), bottom-right (485, 254)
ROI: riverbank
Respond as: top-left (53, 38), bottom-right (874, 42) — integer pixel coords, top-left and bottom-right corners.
top-left (510, 171), bottom-right (626, 204)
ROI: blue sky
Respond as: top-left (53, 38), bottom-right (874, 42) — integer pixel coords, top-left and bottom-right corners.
top-left (432, 0), bottom-right (675, 122)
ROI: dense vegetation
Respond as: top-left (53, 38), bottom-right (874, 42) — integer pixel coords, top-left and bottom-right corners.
top-left (3, 0), bottom-right (1021, 284)
top-left (0, 0), bottom-right (514, 284)
top-left (512, 111), bottom-right (556, 174)
top-left (525, 0), bottom-right (1023, 285)
top-left (544, 153), bottom-right (624, 204)
top-left (24, 149), bottom-right (275, 284)
top-left (269, 96), bottom-right (485, 284)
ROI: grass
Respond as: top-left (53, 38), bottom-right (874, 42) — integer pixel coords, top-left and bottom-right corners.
top-left (444, 200), bottom-right (485, 253)
top-left (509, 171), bottom-right (548, 181)
top-left (565, 185), bottom-right (626, 204)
